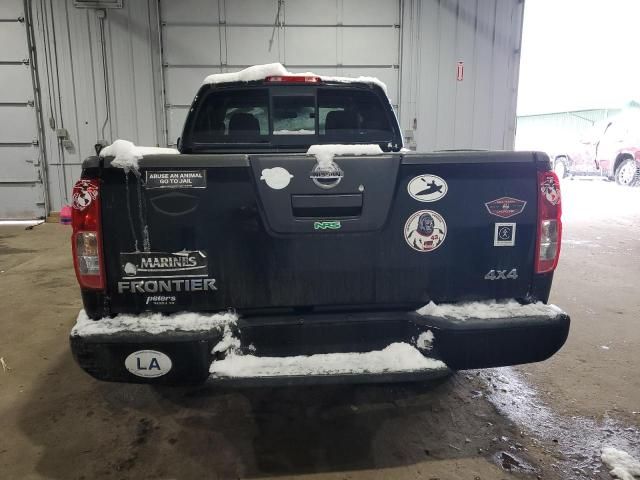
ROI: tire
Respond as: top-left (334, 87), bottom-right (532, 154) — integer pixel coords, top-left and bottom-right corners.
top-left (554, 158), bottom-right (568, 179)
top-left (614, 158), bottom-right (639, 186)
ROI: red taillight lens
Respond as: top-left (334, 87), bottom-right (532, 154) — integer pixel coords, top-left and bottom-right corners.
top-left (71, 179), bottom-right (105, 290)
top-left (535, 171), bottom-right (562, 274)
top-left (265, 75), bottom-right (321, 83)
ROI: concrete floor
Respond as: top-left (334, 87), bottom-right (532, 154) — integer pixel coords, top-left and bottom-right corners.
top-left (0, 179), bottom-right (638, 480)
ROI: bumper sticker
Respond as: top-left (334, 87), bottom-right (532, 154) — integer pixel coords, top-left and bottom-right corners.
top-left (485, 197), bottom-right (527, 219)
top-left (145, 170), bottom-right (206, 189)
top-left (125, 350), bottom-right (172, 378)
top-left (494, 222), bottom-right (516, 247)
top-left (404, 210), bottom-right (447, 252)
top-left (407, 174), bottom-right (448, 202)
top-left (120, 250), bottom-right (207, 279)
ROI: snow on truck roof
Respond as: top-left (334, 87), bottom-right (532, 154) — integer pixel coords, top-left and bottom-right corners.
top-left (201, 62), bottom-right (388, 94)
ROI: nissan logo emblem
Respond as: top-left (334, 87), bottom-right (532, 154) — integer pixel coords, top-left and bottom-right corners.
top-left (309, 161), bottom-right (344, 189)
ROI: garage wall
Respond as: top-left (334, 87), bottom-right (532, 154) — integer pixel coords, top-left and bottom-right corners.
top-left (160, 0), bottom-right (401, 146)
top-left (3, 0), bottom-right (524, 218)
top-left (0, 0), bottom-right (47, 219)
top-left (30, 0), bottom-right (162, 214)
top-left (399, 0), bottom-right (524, 151)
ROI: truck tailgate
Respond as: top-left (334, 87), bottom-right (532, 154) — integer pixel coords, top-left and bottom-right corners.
top-left (99, 151), bottom-right (544, 315)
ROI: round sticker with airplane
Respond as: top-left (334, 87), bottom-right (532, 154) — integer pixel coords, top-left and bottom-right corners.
top-left (407, 174), bottom-right (448, 202)
top-left (404, 210), bottom-right (447, 252)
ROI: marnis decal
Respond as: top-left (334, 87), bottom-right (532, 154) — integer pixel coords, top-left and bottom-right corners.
top-left (260, 167), bottom-right (294, 190)
top-left (494, 223), bottom-right (516, 247)
top-left (120, 251), bottom-right (208, 279)
top-left (125, 350), bottom-right (172, 378)
top-left (540, 175), bottom-right (561, 205)
top-left (71, 179), bottom-right (98, 210)
top-left (484, 269), bottom-right (518, 280)
top-left (485, 197), bottom-right (527, 219)
top-left (145, 170), bottom-right (206, 189)
top-left (407, 174), bottom-right (448, 202)
top-left (404, 210), bottom-right (447, 252)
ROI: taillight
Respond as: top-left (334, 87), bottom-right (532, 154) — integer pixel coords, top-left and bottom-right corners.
top-left (535, 171), bottom-right (562, 274)
top-left (265, 75), bottom-right (321, 83)
top-left (71, 179), bottom-right (105, 290)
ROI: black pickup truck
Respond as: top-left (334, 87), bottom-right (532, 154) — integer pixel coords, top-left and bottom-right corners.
top-left (69, 67), bottom-right (569, 385)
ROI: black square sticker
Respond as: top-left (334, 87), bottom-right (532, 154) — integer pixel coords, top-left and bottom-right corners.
top-left (494, 223), bottom-right (516, 247)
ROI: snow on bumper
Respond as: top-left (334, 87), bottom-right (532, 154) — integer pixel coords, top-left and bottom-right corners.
top-left (69, 302), bottom-right (570, 385)
top-left (209, 343), bottom-right (448, 382)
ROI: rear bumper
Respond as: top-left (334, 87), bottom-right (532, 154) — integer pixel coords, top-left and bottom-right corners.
top-left (70, 308), bottom-right (570, 385)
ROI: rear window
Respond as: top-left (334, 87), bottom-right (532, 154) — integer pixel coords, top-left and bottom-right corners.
top-left (191, 89), bottom-right (270, 143)
top-left (272, 95), bottom-right (315, 135)
top-left (318, 89), bottom-right (393, 139)
top-left (188, 86), bottom-right (396, 146)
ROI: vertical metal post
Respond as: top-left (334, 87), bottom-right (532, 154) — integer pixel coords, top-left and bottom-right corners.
top-left (24, 0), bottom-right (50, 217)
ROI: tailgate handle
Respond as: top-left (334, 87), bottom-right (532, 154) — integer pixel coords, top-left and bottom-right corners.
top-left (291, 194), bottom-right (362, 218)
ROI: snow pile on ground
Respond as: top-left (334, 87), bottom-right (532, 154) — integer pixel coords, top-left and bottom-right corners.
top-left (202, 62), bottom-right (388, 94)
top-left (601, 447), bottom-right (640, 480)
top-left (0, 220), bottom-right (44, 227)
top-left (416, 300), bottom-right (562, 320)
top-left (307, 144), bottom-right (383, 167)
top-left (210, 342), bottom-right (446, 378)
top-left (99, 139), bottom-right (178, 174)
top-left (71, 309), bottom-right (237, 336)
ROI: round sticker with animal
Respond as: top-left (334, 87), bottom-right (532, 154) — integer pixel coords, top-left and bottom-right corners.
top-left (404, 210), bottom-right (447, 252)
top-left (407, 174), bottom-right (448, 202)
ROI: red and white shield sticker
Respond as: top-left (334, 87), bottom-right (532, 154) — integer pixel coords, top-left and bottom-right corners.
top-left (72, 179), bottom-right (98, 210)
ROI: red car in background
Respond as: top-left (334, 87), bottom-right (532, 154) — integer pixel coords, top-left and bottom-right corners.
top-left (552, 113), bottom-right (640, 186)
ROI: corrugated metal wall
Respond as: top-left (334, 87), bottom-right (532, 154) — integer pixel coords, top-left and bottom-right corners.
top-left (0, 0), bottom-right (47, 219)
top-left (3, 0), bottom-right (524, 217)
top-left (160, 0), bottom-right (402, 147)
top-left (31, 0), bottom-right (162, 213)
top-left (399, 0), bottom-right (524, 152)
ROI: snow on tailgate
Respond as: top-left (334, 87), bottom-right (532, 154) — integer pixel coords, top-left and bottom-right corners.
top-left (201, 62), bottom-right (388, 94)
top-left (99, 139), bottom-right (178, 174)
top-left (71, 309), bottom-right (237, 336)
top-left (210, 342), bottom-right (446, 378)
top-left (416, 300), bottom-right (562, 320)
top-left (307, 144), bottom-right (383, 168)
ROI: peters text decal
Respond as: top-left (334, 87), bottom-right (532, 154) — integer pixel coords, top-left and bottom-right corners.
top-left (145, 170), bottom-right (206, 189)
